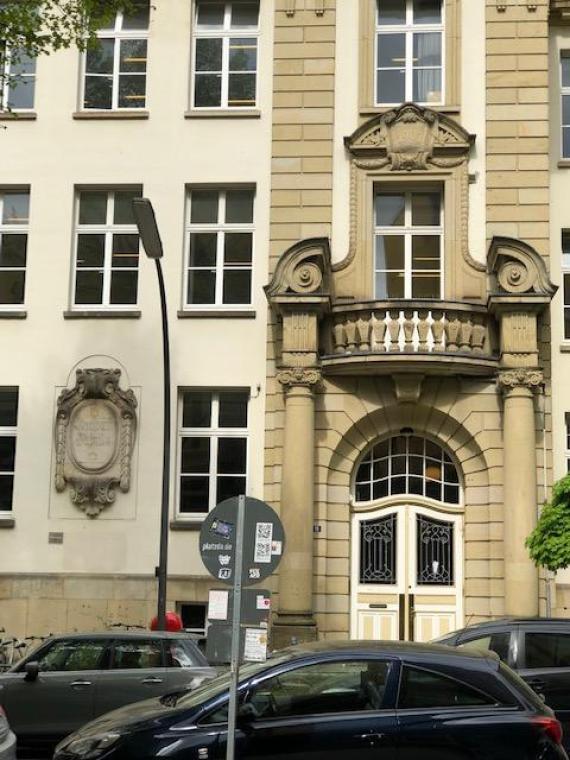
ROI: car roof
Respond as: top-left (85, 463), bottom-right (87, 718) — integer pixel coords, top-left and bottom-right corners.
top-left (44, 631), bottom-right (199, 641)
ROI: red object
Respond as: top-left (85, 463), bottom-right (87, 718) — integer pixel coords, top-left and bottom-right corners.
top-left (532, 717), bottom-right (563, 745)
top-left (149, 612), bottom-right (183, 632)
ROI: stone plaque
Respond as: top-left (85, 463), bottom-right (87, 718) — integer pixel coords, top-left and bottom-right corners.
top-left (55, 368), bottom-right (137, 517)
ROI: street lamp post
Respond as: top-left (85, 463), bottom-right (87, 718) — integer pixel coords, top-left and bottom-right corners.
top-left (133, 198), bottom-right (170, 631)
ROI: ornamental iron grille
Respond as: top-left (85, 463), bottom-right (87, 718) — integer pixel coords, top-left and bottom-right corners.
top-left (416, 514), bottom-right (454, 586)
top-left (354, 436), bottom-right (460, 504)
top-left (359, 513), bottom-right (397, 585)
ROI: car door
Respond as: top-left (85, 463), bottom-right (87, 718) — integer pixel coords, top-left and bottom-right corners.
top-left (213, 657), bottom-right (399, 760)
top-left (0, 638), bottom-right (106, 742)
top-left (162, 638), bottom-right (216, 692)
top-left (94, 637), bottom-right (168, 717)
top-left (518, 626), bottom-right (570, 742)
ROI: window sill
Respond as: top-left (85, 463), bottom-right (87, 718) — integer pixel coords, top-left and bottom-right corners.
top-left (184, 109), bottom-right (261, 119)
top-left (170, 519), bottom-right (202, 531)
top-left (177, 309), bottom-right (256, 319)
top-left (558, 160), bottom-right (570, 169)
top-left (0, 310), bottom-right (26, 319)
top-left (72, 110), bottom-right (149, 120)
top-left (560, 343), bottom-right (570, 352)
top-left (0, 517), bottom-right (15, 529)
top-left (0, 111), bottom-right (37, 121)
top-left (360, 105), bottom-right (460, 117)
top-left (64, 310), bottom-right (141, 319)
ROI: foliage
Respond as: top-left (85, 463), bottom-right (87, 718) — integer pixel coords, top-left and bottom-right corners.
top-left (526, 474), bottom-right (570, 572)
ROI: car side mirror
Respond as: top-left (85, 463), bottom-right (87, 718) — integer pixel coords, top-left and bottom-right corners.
top-left (24, 662), bottom-right (39, 682)
top-left (237, 702), bottom-right (257, 723)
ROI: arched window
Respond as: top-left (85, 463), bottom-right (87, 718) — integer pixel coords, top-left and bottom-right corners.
top-left (354, 435), bottom-right (460, 505)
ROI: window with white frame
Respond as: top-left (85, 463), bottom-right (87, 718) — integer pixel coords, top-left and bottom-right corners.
top-left (73, 189), bottom-right (141, 308)
top-left (0, 389), bottom-right (18, 512)
top-left (566, 414), bottom-right (570, 474)
top-left (0, 47), bottom-right (36, 110)
top-left (375, 0), bottom-right (443, 106)
top-left (563, 230), bottom-right (570, 340)
top-left (185, 187), bottom-right (254, 307)
top-left (374, 189), bottom-right (442, 299)
top-left (82, 0), bottom-right (149, 110)
top-left (0, 191), bottom-right (29, 306)
top-left (192, 1), bottom-right (259, 109)
top-left (178, 390), bottom-right (248, 516)
top-left (562, 52), bottom-right (570, 158)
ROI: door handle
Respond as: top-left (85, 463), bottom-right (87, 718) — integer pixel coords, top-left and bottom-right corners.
top-left (356, 732), bottom-right (385, 745)
top-left (141, 677), bottom-right (163, 684)
top-left (70, 680), bottom-right (92, 688)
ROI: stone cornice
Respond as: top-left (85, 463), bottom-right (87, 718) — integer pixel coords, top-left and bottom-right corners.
top-left (277, 367), bottom-right (322, 389)
top-left (497, 368), bottom-right (544, 393)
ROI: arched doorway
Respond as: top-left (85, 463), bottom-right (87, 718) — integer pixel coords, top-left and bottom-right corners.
top-left (350, 435), bottom-right (463, 643)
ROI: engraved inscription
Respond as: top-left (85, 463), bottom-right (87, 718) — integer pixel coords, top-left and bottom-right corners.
top-left (69, 401), bottom-right (118, 472)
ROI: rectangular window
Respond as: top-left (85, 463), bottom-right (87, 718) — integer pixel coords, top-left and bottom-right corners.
top-left (178, 389), bottom-right (248, 517)
top-left (1, 47), bottom-right (36, 110)
top-left (192, 1), bottom-right (259, 109)
top-left (178, 602), bottom-right (207, 637)
top-left (374, 188), bottom-right (443, 299)
top-left (565, 413), bottom-right (570, 474)
top-left (73, 189), bottom-right (141, 308)
top-left (563, 230), bottom-right (570, 340)
top-left (375, 0), bottom-right (443, 106)
top-left (0, 191), bottom-right (29, 306)
top-left (562, 52), bottom-right (570, 158)
top-left (185, 187), bottom-right (254, 307)
top-left (0, 389), bottom-right (18, 513)
top-left (82, 0), bottom-right (149, 110)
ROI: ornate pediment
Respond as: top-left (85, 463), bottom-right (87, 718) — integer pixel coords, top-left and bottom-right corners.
top-left (345, 103), bottom-right (474, 171)
top-left (265, 237), bottom-right (332, 299)
top-left (488, 237), bottom-right (556, 297)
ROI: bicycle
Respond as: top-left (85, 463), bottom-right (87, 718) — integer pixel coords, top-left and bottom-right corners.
top-left (0, 636), bottom-right (26, 672)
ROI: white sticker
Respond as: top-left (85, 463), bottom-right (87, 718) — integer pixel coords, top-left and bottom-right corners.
top-left (208, 589), bottom-right (229, 621)
top-left (243, 628), bottom-right (268, 662)
top-left (271, 540), bottom-right (282, 556)
top-left (256, 595), bottom-right (271, 610)
top-left (254, 522), bottom-right (273, 564)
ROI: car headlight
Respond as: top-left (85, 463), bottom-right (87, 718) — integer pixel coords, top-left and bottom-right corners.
top-left (56, 732), bottom-right (122, 758)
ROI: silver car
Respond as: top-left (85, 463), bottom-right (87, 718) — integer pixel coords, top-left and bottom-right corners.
top-left (0, 706), bottom-right (16, 760)
top-left (0, 631), bottom-right (216, 759)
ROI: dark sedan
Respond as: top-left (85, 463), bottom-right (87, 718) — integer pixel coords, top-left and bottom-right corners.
top-left (54, 640), bottom-right (566, 760)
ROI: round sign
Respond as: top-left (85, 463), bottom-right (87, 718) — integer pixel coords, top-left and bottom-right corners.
top-left (199, 496), bottom-right (285, 586)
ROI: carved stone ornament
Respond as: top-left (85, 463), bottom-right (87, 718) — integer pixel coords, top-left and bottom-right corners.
top-left (55, 369), bottom-right (137, 517)
top-left (277, 367), bottom-right (321, 389)
top-left (265, 237), bottom-right (332, 299)
top-left (488, 237), bottom-right (557, 297)
top-left (345, 103), bottom-right (474, 172)
top-left (497, 368), bottom-right (544, 393)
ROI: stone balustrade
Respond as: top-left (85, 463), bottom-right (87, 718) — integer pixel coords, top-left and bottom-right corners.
top-left (328, 301), bottom-right (494, 358)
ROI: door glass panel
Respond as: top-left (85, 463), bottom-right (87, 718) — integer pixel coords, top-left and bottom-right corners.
top-left (460, 633), bottom-right (511, 663)
top-left (416, 514), bottom-right (454, 586)
top-left (359, 514), bottom-right (397, 584)
top-left (525, 633), bottom-right (570, 668)
top-left (112, 640), bottom-right (163, 669)
top-left (398, 666), bottom-right (493, 708)
top-left (36, 640), bottom-right (107, 671)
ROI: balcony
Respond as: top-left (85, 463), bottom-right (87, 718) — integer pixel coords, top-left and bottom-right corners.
top-left (321, 300), bottom-right (499, 377)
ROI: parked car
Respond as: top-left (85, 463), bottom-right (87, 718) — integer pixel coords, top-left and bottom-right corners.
top-left (435, 618), bottom-right (570, 752)
top-left (0, 706), bottom-right (15, 760)
top-left (0, 631), bottom-right (216, 759)
top-left (54, 640), bottom-right (566, 760)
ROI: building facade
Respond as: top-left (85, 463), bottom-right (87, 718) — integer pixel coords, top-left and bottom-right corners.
top-left (0, 0), bottom-right (568, 645)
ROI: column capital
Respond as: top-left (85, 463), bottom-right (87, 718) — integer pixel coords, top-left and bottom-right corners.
top-left (497, 368), bottom-right (544, 394)
top-left (277, 367), bottom-right (322, 390)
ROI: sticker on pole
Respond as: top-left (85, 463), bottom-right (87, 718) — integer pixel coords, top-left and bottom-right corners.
top-left (199, 496), bottom-right (285, 586)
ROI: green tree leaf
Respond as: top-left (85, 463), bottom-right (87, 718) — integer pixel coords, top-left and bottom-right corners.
top-left (526, 474), bottom-right (570, 572)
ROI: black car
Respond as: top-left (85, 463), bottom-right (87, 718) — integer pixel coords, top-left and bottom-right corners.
top-left (54, 640), bottom-right (566, 760)
top-left (435, 617), bottom-right (570, 752)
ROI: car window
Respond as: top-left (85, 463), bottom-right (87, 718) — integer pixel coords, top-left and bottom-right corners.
top-left (398, 666), bottom-right (495, 709)
top-left (36, 640), bottom-right (107, 672)
top-left (525, 632), bottom-right (570, 668)
top-left (112, 640), bottom-right (163, 669)
top-left (165, 640), bottom-right (200, 668)
top-left (460, 632), bottom-right (511, 662)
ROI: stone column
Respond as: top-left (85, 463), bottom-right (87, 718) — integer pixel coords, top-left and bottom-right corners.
top-left (498, 369), bottom-right (543, 617)
top-left (272, 367), bottom-right (320, 648)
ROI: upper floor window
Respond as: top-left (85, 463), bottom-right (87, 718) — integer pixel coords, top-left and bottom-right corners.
top-left (562, 230), bottom-right (570, 340)
top-left (185, 187), bottom-right (254, 308)
top-left (0, 191), bottom-right (29, 306)
top-left (375, 0), bottom-right (443, 106)
top-left (374, 189), bottom-right (442, 299)
top-left (82, 1), bottom-right (149, 110)
top-left (192, 1), bottom-right (259, 110)
top-left (561, 52), bottom-right (570, 158)
top-left (0, 47), bottom-right (36, 111)
top-left (73, 189), bottom-right (141, 309)
top-left (565, 413), bottom-right (570, 473)
top-left (0, 389), bottom-right (18, 513)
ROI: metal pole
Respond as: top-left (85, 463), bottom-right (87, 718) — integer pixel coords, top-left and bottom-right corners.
top-left (226, 494), bottom-right (245, 760)
top-left (155, 258), bottom-right (171, 631)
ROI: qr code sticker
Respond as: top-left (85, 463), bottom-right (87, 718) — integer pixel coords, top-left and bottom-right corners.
top-left (254, 522), bottom-right (273, 564)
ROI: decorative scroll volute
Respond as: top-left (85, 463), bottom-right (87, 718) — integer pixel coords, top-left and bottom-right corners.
top-left (265, 237), bottom-right (332, 298)
top-left (488, 237), bottom-right (556, 297)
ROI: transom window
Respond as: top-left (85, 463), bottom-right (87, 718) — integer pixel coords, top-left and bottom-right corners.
top-left (374, 190), bottom-right (443, 299)
top-left (0, 389), bottom-right (18, 513)
top-left (192, 1), bottom-right (259, 109)
top-left (561, 52), bottom-right (570, 158)
top-left (376, 0), bottom-right (443, 106)
top-left (73, 189), bottom-right (141, 308)
top-left (82, 0), bottom-right (149, 110)
top-left (178, 390), bottom-right (248, 516)
top-left (185, 188), bottom-right (254, 307)
top-left (354, 435), bottom-right (460, 504)
top-left (1, 47), bottom-right (36, 110)
top-left (0, 191), bottom-right (29, 306)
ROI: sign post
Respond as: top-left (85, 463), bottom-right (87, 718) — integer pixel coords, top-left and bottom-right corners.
top-left (226, 494), bottom-right (245, 760)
